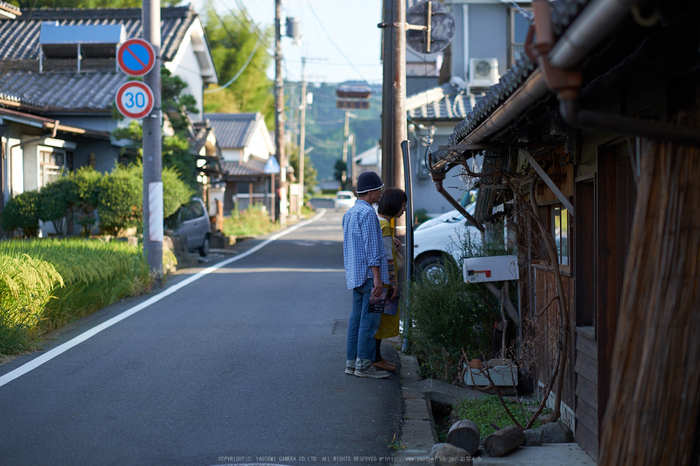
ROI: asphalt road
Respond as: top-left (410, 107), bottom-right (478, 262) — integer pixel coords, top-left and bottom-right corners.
top-left (0, 202), bottom-right (403, 466)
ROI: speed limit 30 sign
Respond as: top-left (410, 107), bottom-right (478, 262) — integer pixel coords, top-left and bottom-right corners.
top-left (115, 81), bottom-right (154, 119)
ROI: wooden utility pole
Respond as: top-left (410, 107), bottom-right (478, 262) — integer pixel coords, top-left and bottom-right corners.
top-left (380, 0), bottom-right (407, 232)
top-left (275, 0), bottom-right (287, 225)
top-left (142, 0), bottom-right (163, 276)
top-left (298, 57), bottom-right (307, 217)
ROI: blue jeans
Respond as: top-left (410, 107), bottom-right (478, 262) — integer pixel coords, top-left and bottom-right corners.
top-left (346, 278), bottom-right (381, 370)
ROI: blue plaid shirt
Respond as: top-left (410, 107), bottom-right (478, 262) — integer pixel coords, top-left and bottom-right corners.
top-left (342, 199), bottom-right (389, 290)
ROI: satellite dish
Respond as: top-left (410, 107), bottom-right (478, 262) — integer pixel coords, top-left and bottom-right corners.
top-left (406, 1), bottom-right (455, 55)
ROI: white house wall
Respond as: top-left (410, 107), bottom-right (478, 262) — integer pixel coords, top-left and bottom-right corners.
top-left (166, 33), bottom-right (206, 119)
top-left (243, 125), bottom-right (272, 162)
top-left (221, 147), bottom-right (242, 162)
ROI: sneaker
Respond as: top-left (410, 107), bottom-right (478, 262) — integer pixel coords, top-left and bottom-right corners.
top-left (345, 367), bottom-right (355, 375)
top-left (354, 365), bottom-right (390, 379)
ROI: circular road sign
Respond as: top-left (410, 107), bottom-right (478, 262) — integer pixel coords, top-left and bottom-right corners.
top-left (117, 38), bottom-right (156, 77)
top-left (116, 81), bottom-right (154, 119)
top-left (406, 1), bottom-right (455, 55)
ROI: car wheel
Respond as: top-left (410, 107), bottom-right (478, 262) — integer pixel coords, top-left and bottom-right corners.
top-left (199, 234), bottom-right (210, 257)
top-left (415, 255), bottom-right (454, 284)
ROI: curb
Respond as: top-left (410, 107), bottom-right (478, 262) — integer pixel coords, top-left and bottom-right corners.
top-left (395, 352), bottom-right (437, 465)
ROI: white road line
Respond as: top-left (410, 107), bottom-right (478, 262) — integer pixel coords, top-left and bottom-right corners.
top-left (0, 209), bottom-right (327, 388)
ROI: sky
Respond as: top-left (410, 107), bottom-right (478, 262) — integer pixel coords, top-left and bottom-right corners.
top-left (191, 0), bottom-right (384, 84)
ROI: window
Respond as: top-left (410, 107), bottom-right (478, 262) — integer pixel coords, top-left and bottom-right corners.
top-left (40, 149), bottom-right (65, 188)
top-left (552, 206), bottom-right (569, 266)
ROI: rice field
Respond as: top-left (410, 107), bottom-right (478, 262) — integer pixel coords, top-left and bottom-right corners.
top-left (0, 238), bottom-right (159, 354)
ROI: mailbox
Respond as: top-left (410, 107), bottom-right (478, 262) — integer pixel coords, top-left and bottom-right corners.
top-left (463, 255), bottom-right (518, 283)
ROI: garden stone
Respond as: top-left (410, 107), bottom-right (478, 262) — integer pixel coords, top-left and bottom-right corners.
top-left (533, 421), bottom-right (574, 443)
top-left (523, 428), bottom-right (543, 446)
top-left (430, 443), bottom-right (472, 465)
top-left (446, 420), bottom-right (480, 456)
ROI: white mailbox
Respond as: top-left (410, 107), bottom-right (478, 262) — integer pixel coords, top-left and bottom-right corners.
top-left (463, 255), bottom-right (519, 283)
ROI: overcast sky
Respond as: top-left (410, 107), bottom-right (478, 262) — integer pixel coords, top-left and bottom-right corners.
top-left (192, 0), bottom-right (384, 84)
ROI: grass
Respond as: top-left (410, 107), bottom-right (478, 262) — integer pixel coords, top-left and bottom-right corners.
top-left (221, 206), bottom-right (279, 237)
top-left (0, 238), bottom-right (155, 353)
top-left (452, 395), bottom-right (550, 438)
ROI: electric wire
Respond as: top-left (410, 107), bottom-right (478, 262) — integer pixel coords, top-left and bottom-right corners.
top-left (204, 36), bottom-right (262, 93)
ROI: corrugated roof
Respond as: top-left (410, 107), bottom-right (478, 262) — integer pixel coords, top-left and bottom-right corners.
top-left (0, 6), bottom-right (195, 63)
top-left (205, 113), bottom-right (260, 149)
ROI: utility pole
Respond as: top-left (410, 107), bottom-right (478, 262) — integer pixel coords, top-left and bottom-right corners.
top-left (275, 0), bottom-right (287, 226)
top-left (142, 0), bottom-right (163, 276)
top-left (380, 0), bottom-right (407, 226)
top-left (298, 57), bottom-right (307, 217)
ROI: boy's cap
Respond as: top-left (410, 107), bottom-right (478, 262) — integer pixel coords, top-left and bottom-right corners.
top-left (356, 171), bottom-right (384, 193)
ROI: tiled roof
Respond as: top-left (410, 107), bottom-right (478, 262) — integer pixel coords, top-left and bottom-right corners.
top-left (205, 113), bottom-right (260, 149)
top-left (220, 158), bottom-right (268, 177)
top-left (434, 0), bottom-right (588, 162)
top-left (0, 6), bottom-right (196, 63)
top-left (407, 91), bottom-right (477, 120)
top-left (0, 69), bottom-right (126, 111)
top-left (0, 6), bottom-right (200, 113)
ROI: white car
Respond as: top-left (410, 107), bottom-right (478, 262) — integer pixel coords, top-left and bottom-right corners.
top-left (412, 203), bottom-right (481, 282)
top-left (334, 190), bottom-right (357, 210)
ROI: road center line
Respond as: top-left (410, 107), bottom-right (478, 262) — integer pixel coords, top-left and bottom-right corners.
top-left (0, 209), bottom-right (327, 388)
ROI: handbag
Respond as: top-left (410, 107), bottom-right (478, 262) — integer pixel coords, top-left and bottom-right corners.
top-left (394, 250), bottom-right (404, 271)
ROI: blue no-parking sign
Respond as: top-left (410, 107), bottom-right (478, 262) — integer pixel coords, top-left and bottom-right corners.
top-left (117, 38), bottom-right (156, 77)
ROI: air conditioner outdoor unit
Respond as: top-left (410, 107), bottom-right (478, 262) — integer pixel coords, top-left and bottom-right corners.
top-left (469, 58), bottom-right (499, 88)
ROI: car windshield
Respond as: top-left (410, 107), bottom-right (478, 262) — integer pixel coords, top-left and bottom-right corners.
top-left (338, 194), bottom-right (352, 199)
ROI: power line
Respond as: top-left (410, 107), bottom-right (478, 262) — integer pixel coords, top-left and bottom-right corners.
top-left (204, 35), bottom-right (263, 93)
top-left (303, 0), bottom-right (373, 87)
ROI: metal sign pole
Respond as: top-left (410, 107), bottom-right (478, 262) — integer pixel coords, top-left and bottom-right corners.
top-left (142, 0), bottom-right (163, 277)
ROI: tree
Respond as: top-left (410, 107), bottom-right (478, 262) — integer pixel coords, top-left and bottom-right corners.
top-left (203, 5), bottom-right (275, 128)
top-left (287, 144), bottom-right (318, 198)
top-left (112, 69), bottom-right (199, 189)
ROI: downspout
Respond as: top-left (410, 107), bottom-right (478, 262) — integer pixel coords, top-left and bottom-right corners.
top-left (529, 0), bottom-right (700, 146)
top-left (431, 170), bottom-right (485, 233)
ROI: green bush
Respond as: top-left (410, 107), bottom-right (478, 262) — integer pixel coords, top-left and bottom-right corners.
top-left (73, 167), bottom-right (102, 235)
top-left (407, 260), bottom-right (499, 382)
top-left (406, 231), bottom-right (515, 383)
top-left (1, 190), bottom-right (41, 237)
top-left (413, 208), bottom-right (430, 226)
top-left (97, 166), bottom-right (142, 235)
top-left (161, 165), bottom-right (196, 219)
top-left (222, 205), bottom-right (277, 236)
top-left (38, 176), bottom-right (78, 235)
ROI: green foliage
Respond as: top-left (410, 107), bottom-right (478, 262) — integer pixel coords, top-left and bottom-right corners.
top-left (413, 208), bottom-right (430, 226)
top-left (288, 143), bottom-right (318, 199)
top-left (453, 395), bottom-right (550, 437)
top-left (333, 159), bottom-right (347, 184)
top-left (1, 190), bottom-right (41, 237)
top-left (111, 69), bottom-right (200, 188)
top-left (97, 165), bottom-right (143, 235)
top-left (407, 260), bottom-right (500, 383)
top-left (161, 166), bottom-right (196, 219)
top-left (0, 239), bottom-right (154, 349)
top-left (72, 167), bottom-right (102, 235)
top-left (0, 254), bottom-right (63, 353)
top-left (221, 206), bottom-right (277, 237)
top-left (203, 6), bottom-right (275, 127)
top-left (37, 176), bottom-right (78, 236)
top-left (406, 232), bottom-right (515, 382)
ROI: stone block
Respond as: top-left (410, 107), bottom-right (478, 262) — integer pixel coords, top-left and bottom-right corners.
top-left (429, 443), bottom-right (473, 465)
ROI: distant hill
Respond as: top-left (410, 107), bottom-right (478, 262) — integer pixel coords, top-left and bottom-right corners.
top-left (286, 81), bottom-right (382, 181)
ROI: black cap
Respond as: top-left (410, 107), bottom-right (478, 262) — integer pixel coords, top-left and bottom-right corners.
top-left (356, 171), bottom-right (384, 193)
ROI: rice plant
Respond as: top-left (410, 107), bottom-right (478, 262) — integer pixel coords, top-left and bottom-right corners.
top-left (0, 238), bottom-right (154, 351)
